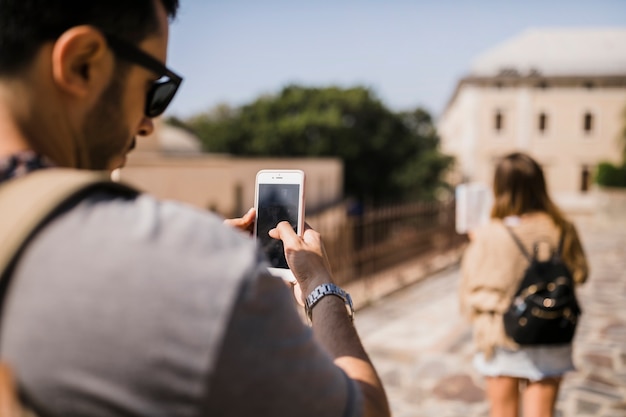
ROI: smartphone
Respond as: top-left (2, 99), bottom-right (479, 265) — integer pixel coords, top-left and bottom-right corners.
top-left (254, 169), bottom-right (306, 283)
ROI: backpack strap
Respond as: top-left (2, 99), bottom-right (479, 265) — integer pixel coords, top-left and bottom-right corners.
top-left (503, 225), bottom-right (533, 262)
top-left (0, 168), bottom-right (137, 290)
top-left (0, 362), bottom-right (24, 417)
top-left (555, 228), bottom-right (565, 260)
top-left (0, 168), bottom-right (138, 417)
top-left (0, 168), bottom-right (139, 325)
top-left (505, 223), bottom-right (565, 262)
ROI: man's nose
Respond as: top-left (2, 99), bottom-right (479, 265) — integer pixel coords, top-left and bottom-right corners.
top-left (137, 116), bottom-right (155, 136)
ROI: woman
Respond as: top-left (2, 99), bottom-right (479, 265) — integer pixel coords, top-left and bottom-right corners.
top-left (459, 152), bottom-right (588, 417)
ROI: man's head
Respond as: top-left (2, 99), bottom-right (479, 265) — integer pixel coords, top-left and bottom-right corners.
top-left (0, 0), bottom-right (181, 170)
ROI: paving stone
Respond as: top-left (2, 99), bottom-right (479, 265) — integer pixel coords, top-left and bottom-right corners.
top-left (602, 322), bottom-right (626, 344)
top-left (609, 401), bottom-right (626, 411)
top-left (415, 360), bottom-right (448, 380)
top-left (577, 399), bottom-right (603, 415)
top-left (588, 373), bottom-right (619, 387)
top-left (432, 374), bottom-right (485, 403)
top-left (584, 352), bottom-right (615, 369)
top-left (577, 385), bottom-right (624, 402)
top-left (380, 368), bottom-right (403, 389)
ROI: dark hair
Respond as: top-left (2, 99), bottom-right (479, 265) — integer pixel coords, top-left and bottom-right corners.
top-left (0, 0), bottom-right (179, 75)
top-left (491, 152), bottom-right (567, 229)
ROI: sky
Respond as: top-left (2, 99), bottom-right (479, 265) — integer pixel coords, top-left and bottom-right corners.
top-left (165, 0), bottom-right (626, 121)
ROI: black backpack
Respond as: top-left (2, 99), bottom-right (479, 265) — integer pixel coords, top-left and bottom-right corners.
top-left (502, 225), bottom-right (581, 346)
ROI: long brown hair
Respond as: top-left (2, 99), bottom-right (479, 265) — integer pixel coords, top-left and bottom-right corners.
top-left (491, 152), bottom-right (567, 230)
top-left (490, 152), bottom-right (588, 281)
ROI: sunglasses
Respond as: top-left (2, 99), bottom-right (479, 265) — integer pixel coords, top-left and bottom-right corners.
top-left (104, 34), bottom-right (183, 118)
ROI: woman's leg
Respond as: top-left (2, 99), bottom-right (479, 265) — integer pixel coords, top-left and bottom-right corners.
top-left (486, 376), bottom-right (521, 417)
top-left (522, 377), bottom-right (561, 417)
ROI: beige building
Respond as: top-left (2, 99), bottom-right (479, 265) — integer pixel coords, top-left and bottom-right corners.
top-left (116, 119), bottom-right (343, 218)
top-left (439, 28), bottom-right (626, 203)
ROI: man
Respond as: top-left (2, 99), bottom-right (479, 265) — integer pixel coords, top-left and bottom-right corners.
top-left (0, 1), bottom-right (390, 416)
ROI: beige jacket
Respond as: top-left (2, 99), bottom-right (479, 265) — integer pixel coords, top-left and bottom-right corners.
top-left (459, 213), bottom-right (589, 358)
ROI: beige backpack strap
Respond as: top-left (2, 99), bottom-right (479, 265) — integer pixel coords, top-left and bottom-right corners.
top-left (0, 168), bottom-right (138, 417)
top-left (0, 362), bottom-right (23, 417)
top-left (0, 168), bottom-right (137, 276)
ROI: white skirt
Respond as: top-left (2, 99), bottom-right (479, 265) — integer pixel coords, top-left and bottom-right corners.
top-left (473, 345), bottom-right (575, 382)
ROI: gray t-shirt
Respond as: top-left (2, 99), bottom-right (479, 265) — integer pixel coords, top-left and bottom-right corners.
top-left (1, 190), bottom-right (361, 416)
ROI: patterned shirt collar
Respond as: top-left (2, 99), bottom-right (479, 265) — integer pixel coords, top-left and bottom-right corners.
top-left (0, 151), bottom-right (55, 183)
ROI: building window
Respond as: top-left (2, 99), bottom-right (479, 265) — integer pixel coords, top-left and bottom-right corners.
top-left (538, 112), bottom-right (548, 133)
top-left (495, 110), bottom-right (504, 133)
top-left (583, 112), bottom-right (594, 134)
top-left (580, 165), bottom-right (592, 192)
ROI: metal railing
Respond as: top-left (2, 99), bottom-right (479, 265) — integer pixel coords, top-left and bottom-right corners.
top-left (307, 198), bottom-right (466, 285)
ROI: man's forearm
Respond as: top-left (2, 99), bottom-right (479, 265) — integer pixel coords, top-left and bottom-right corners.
top-left (309, 295), bottom-right (391, 417)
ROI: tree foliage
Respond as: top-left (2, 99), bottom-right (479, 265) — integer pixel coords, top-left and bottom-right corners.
top-left (169, 85), bottom-right (453, 203)
top-left (622, 105), bottom-right (626, 163)
top-left (595, 162), bottom-right (626, 188)
top-left (594, 105), bottom-right (626, 188)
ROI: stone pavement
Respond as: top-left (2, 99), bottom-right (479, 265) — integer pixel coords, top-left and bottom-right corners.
top-left (354, 217), bottom-right (626, 417)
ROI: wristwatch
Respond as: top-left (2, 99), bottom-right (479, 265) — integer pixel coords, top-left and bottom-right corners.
top-left (304, 283), bottom-right (354, 323)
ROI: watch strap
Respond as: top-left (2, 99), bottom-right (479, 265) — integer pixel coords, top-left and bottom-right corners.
top-left (304, 283), bottom-right (354, 323)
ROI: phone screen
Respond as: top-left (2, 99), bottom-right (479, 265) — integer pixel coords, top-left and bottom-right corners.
top-left (256, 183), bottom-right (301, 268)
top-left (256, 184), bottom-right (300, 268)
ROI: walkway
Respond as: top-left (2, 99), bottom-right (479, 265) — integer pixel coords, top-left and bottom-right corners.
top-left (354, 217), bottom-right (626, 417)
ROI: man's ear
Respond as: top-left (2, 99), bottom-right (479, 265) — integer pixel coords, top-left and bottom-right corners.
top-left (51, 26), bottom-right (112, 99)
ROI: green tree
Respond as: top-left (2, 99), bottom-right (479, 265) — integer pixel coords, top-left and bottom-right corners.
top-left (622, 105), bottom-right (626, 162)
top-left (171, 85), bottom-right (452, 203)
top-left (594, 105), bottom-right (626, 188)
top-left (393, 108), bottom-right (454, 200)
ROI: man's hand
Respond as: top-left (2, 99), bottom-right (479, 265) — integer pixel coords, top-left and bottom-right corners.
top-left (223, 208), bottom-right (255, 235)
top-left (269, 221), bottom-right (333, 302)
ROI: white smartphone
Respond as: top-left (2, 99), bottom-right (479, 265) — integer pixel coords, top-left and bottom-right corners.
top-left (253, 169), bottom-right (306, 283)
